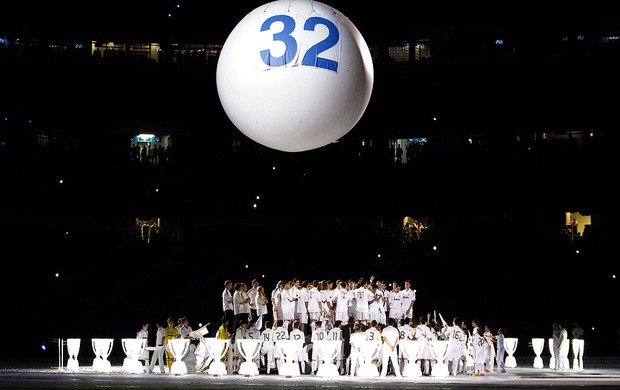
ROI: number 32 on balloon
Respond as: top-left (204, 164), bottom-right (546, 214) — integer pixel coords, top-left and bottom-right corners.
top-left (217, 0), bottom-right (374, 152)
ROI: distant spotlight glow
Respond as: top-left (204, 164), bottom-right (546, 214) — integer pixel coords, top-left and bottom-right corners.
top-left (433, 245), bottom-right (437, 250)
top-left (59, 179), bottom-right (63, 184)
top-left (41, 344), bottom-right (46, 351)
top-left (377, 254), bottom-right (381, 258)
top-left (575, 249), bottom-right (580, 254)
top-left (245, 265), bottom-right (249, 268)
top-left (55, 273), bottom-right (59, 277)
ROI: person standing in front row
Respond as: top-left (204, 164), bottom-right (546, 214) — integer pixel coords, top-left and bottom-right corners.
top-left (164, 318), bottom-right (180, 371)
top-left (148, 322), bottom-right (166, 374)
top-left (495, 327), bottom-right (506, 373)
top-left (222, 280), bottom-right (234, 335)
top-left (380, 317), bottom-right (402, 378)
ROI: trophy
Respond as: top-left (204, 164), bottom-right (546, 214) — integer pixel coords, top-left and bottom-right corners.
top-left (531, 338), bottom-right (544, 368)
top-left (236, 339), bottom-right (263, 376)
top-left (314, 340), bottom-right (342, 377)
top-left (548, 338), bottom-right (555, 369)
top-left (206, 338), bottom-right (230, 376)
top-left (66, 338), bottom-right (81, 372)
top-left (504, 337), bottom-right (518, 368)
top-left (167, 338), bottom-right (190, 375)
top-left (357, 340), bottom-right (381, 378)
top-left (91, 338), bottom-right (114, 373)
top-left (429, 340), bottom-right (450, 377)
top-left (275, 339), bottom-right (305, 377)
top-left (122, 338), bottom-right (147, 374)
top-left (400, 340), bottom-right (422, 377)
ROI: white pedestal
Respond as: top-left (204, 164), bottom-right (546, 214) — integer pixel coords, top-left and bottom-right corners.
top-left (167, 339), bottom-right (190, 375)
top-left (122, 338), bottom-right (147, 374)
top-left (532, 338), bottom-right (544, 369)
top-left (236, 339), bottom-right (263, 376)
top-left (91, 338), bottom-right (114, 373)
top-left (66, 338), bottom-right (81, 372)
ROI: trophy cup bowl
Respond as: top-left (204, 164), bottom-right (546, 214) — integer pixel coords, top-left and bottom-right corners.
top-left (236, 339), bottom-right (263, 376)
top-left (314, 340), bottom-right (341, 377)
top-left (206, 338), bottom-right (230, 376)
top-left (357, 340), bottom-right (381, 378)
top-left (430, 340), bottom-right (450, 377)
top-left (532, 338), bottom-right (544, 368)
top-left (122, 338), bottom-right (147, 374)
top-left (504, 337), bottom-right (518, 368)
top-left (66, 338), bottom-right (81, 372)
top-left (167, 338), bottom-right (190, 375)
top-left (276, 339), bottom-right (305, 377)
top-left (91, 338), bottom-right (114, 373)
top-left (400, 340), bottom-right (422, 377)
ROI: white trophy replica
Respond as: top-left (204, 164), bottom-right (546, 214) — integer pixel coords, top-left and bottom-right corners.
top-left (357, 340), bottom-right (381, 378)
top-left (66, 338), bottom-right (81, 372)
top-left (313, 340), bottom-right (342, 377)
top-left (167, 338), bottom-right (190, 375)
top-left (532, 338), bottom-right (545, 368)
top-left (91, 338), bottom-right (114, 373)
top-left (429, 340), bottom-right (450, 377)
top-left (206, 338), bottom-right (230, 376)
top-left (548, 338), bottom-right (555, 369)
top-left (504, 337), bottom-right (518, 368)
top-left (236, 339), bottom-right (263, 376)
top-left (276, 339), bottom-right (305, 377)
top-left (572, 339), bottom-right (584, 371)
top-left (400, 340), bottom-right (422, 377)
top-left (122, 338), bottom-right (147, 374)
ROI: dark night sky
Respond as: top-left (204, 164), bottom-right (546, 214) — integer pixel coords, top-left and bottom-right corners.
top-left (5, 1), bottom-right (620, 42)
top-left (2, 0), bottom-right (620, 362)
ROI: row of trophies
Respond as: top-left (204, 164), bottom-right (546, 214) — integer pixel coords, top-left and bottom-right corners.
top-left (63, 336), bottom-right (583, 376)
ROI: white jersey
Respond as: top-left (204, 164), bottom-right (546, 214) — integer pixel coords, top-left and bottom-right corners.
top-left (307, 287), bottom-right (321, 313)
top-left (365, 326), bottom-right (381, 343)
top-left (311, 327), bottom-right (328, 342)
top-left (398, 324), bottom-right (416, 341)
top-left (388, 290), bottom-right (403, 319)
top-left (280, 288), bottom-right (296, 320)
top-left (296, 287), bottom-right (308, 314)
top-left (401, 288), bottom-right (416, 318)
top-left (354, 287), bottom-right (374, 321)
top-left (327, 327), bottom-right (343, 341)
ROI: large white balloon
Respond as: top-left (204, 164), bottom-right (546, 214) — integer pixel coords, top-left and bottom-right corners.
top-left (216, 0), bottom-right (374, 152)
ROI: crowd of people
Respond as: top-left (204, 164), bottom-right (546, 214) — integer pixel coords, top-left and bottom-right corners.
top-left (209, 276), bottom-right (509, 377)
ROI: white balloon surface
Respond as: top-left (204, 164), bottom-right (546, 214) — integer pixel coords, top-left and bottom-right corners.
top-left (216, 0), bottom-right (374, 152)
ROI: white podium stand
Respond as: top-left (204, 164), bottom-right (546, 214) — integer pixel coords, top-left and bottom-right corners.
top-left (91, 338), bottom-right (114, 373)
top-left (167, 339), bottom-right (190, 375)
top-left (276, 339), bottom-right (305, 377)
top-left (504, 338), bottom-right (518, 368)
top-left (400, 340), bottom-right (422, 377)
top-left (122, 338), bottom-right (147, 373)
top-left (313, 340), bottom-right (341, 377)
top-left (430, 340), bottom-right (449, 377)
top-left (66, 338), bottom-right (81, 372)
top-left (236, 339), bottom-right (263, 376)
top-left (531, 338), bottom-right (544, 368)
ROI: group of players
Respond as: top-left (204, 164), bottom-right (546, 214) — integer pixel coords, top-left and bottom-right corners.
top-left (220, 276), bottom-right (505, 377)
